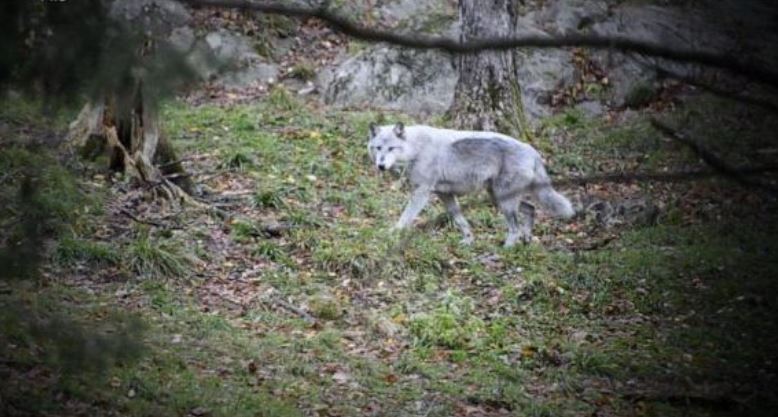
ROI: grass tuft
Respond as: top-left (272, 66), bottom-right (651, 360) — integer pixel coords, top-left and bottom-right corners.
top-left (54, 236), bottom-right (120, 267)
top-left (127, 231), bottom-right (190, 279)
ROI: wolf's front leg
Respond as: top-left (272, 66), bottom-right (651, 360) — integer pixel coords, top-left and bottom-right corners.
top-left (439, 193), bottom-right (474, 245)
top-left (393, 188), bottom-right (431, 230)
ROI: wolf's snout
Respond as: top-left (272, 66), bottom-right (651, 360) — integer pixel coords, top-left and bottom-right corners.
top-left (378, 164), bottom-right (387, 171)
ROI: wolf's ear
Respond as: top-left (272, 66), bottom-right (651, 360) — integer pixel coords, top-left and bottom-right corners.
top-left (393, 122), bottom-right (405, 139)
top-left (368, 122), bottom-right (378, 138)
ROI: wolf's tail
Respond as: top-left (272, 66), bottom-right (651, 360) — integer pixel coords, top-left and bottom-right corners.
top-left (532, 159), bottom-right (575, 219)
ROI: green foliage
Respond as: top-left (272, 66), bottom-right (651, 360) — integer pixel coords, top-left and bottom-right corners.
top-left (288, 62), bottom-right (316, 81)
top-left (254, 186), bottom-right (288, 209)
top-left (267, 85), bottom-right (299, 112)
top-left (569, 349), bottom-right (617, 376)
top-left (252, 241), bottom-right (289, 264)
top-left (0, 299), bottom-right (146, 375)
top-left (0, 146), bottom-right (90, 280)
top-left (308, 295), bottom-right (342, 320)
top-left (4, 88), bottom-right (774, 416)
top-left (410, 291), bottom-right (485, 349)
top-left (230, 219), bottom-right (261, 243)
top-left (54, 236), bottom-right (120, 267)
top-left (219, 149), bottom-right (257, 170)
top-left (127, 231), bottom-right (191, 279)
top-left (0, 148), bottom-right (86, 226)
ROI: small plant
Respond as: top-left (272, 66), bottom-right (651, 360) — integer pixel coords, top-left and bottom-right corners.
top-left (267, 85), bottom-right (299, 112)
top-left (54, 236), bottom-right (120, 267)
top-left (570, 348), bottom-right (617, 377)
top-left (219, 150), bottom-right (255, 170)
top-left (230, 219), bottom-right (260, 243)
top-left (254, 188), bottom-right (286, 209)
top-left (283, 209), bottom-right (323, 228)
top-left (409, 291), bottom-right (485, 349)
top-left (308, 294), bottom-right (342, 320)
top-left (252, 240), bottom-right (289, 264)
top-left (288, 62), bottom-right (316, 81)
top-left (127, 232), bottom-right (190, 279)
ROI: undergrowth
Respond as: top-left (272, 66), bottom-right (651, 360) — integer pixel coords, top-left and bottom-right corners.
top-left (1, 92), bottom-right (776, 417)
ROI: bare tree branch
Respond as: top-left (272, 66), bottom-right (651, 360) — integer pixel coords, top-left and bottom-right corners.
top-left (185, 0), bottom-right (778, 88)
top-left (118, 208), bottom-right (166, 228)
top-left (556, 165), bottom-right (778, 187)
top-left (650, 118), bottom-right (778, 195)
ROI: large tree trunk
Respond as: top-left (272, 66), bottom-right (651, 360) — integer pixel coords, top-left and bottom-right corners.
top-left (67, 90), bottom-right (192, 200)
top-left (65, 40), bottom-right (193, 201)
top-left (448, 0), bottom-right (531, 139)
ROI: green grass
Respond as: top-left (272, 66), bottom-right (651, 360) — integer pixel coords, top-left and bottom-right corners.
top-left (127, 231), bottom-right (191, 279)
top-left (54, 235), bottom-right (121, 267)
top-left (287, 62), bottom-right (316, 81)
top-left (1, 92), bottom-right (776, 416)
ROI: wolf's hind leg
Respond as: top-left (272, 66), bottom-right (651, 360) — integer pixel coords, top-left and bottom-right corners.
top-left (519, 201), bottom-right (536, 243)
top-left (439, 193), bottom-right (474, 245)
top-left (497, 196), bottom-right (522, 247)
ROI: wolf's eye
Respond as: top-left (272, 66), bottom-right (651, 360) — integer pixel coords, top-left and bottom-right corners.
top-left (376, 146), bottom-right (382, 151)
top-left (388, 146), bottom-right (397, 152)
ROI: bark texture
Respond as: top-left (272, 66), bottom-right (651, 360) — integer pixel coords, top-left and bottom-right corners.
top-left (448, 0), bottom-right (530, 139)
top-left (66, 37), bottom-right (193, 200)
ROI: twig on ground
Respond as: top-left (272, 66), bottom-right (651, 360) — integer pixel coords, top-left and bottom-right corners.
top-left (118, 207), bottom-right (166, 228)
top-left (157, 157), bottom-right (193, 170)
top-left (259, 222), bottom-right (292, 238)
top-left (163, 172), bottom-right (194, 181)
top-left (164, 170), bottom-right (221, 181)
top-left (572, 235), bottom-right (617, 252)
top-left (263, 296), bottom-right (317, 325)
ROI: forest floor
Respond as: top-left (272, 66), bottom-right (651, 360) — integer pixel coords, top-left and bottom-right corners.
top-left (1, 87), bottom-right (777, 417)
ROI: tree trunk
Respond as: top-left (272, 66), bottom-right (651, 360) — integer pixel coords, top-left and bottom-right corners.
top-left (448, 0), bottom-right (531, 140)
top-left (65, 41), bottom-right (193, 200)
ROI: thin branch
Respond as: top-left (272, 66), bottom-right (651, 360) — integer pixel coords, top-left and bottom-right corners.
top-left (259, 222), bottom-right (292, 238)
top-left (157, 156), bottom-right (193, 170)
top-left (263, 296), bottom-right (318, 325)
top-left (185, 0), bottom-right (778, 88)
top-left (649, 118), bottom-right (778, 195)
top-left (573, 235), bottom-right (617, 252)
top-left (555, 165), bottom-right (778, 187)
top-left (118, 208), bottom-right (166, 228)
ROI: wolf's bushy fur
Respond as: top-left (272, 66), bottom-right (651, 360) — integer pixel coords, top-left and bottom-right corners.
top-left (368, 123), bottom-right (574, 247)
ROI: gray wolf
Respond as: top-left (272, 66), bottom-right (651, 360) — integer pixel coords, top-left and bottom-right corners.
top-left (368, 122), bottom-right (574, 247)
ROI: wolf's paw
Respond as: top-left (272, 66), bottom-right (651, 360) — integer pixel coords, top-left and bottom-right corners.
top-left (504, 233), bottom-right (532, 248)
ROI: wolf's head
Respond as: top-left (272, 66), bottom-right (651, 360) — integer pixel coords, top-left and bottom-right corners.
top-left (367, 122), bottom-right (411, 171)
